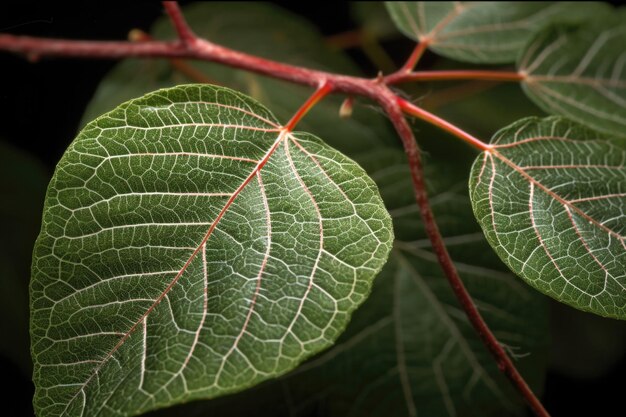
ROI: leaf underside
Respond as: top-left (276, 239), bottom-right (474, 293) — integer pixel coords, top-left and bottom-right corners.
top-left (519, 19), bottom-right (626, 138)
top-left (470, 117), bottom-right (626, 319)
top-left (384, 1), bottom-right (607, 64)
top-left (30, 84), bottom-right (393, 417)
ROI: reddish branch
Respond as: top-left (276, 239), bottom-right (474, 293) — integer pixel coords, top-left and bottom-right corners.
top-left (381, 96), bottom-right (549, 417)
top-left (284, 82), bottom-right (333, 132)
top-left (0, 2), bottom-right (549, 416)
top-left (162, 1), bottom-right (197, 45)
top-left (398, 98), bottom-right (492, 151)
top-left (400, 41), bottom-right (430, 73)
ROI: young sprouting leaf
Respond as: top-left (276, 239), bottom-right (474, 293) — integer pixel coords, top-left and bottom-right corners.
top-left (140, 149), bottom-right (548, 417)
top-left (30, 84), bottom-right (393, 417)
top-left (385, 1), bottom-right (609, 64)
top-left (470, 117), bottom-right (626, 319)
top-left (519, 19), bottom-right (626, 138)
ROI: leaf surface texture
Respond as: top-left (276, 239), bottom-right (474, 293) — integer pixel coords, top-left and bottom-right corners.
top-left (470, 117), bottom-right (626, 319)
top-left (385, 1), bottom-right (608, 63)
top-left (520, 18), bottom-right (626, 137)
top-left (31, 85), bottom-right (393, 416)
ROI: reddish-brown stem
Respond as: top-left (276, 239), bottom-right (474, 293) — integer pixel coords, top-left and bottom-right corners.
top-left (0, 5), bottom-right (550, 415)
top-left (400, 41), bottom-right (429, 73)
top-left (387, 69), bottom-right (525, 84)
top-left (398, 98), bottom-right (492, 151)
top-left (380, 95), bottom-right (550, 417)
top-left (284, 81), bottom-right (332, 132)
top-left (0, 34), bottom-right (385, 98)
top-left (162, 1), bottom-right (197, 45)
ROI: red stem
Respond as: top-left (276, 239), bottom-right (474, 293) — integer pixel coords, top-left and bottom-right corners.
top-left (0, 4), bottom-right (549, 415)
top-left (400, 41), bottom-right (429, 72)
top-left (284, 81), bottom-right (333, 132)
top-left (379, 94), bottom-right (550, 417)
top-left (0, 34), bottom-right (386, 98)
top-left (398, 98), bottom-right (491, 151)
top-left (162, 1), bottom-right (196, 45)
top-left (386, 69), bottom-right (525, 84)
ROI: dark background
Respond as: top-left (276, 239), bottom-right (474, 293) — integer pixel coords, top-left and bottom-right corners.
top-left (1, 2), bottom-right (624, 416)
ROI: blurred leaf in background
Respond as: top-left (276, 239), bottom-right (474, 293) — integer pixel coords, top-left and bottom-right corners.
top-left (0, 140), bottom-right (48, 374)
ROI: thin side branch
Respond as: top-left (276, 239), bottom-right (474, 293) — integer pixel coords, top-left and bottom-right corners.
top-left (398, 98), bottom-right (491, 151)
top-left (378, 94), bottom-right (550, 417)
top-left (400, 41), bottom-right (429, 73)
top-left (162, 1), bottom-right (197, 45)
top-left (284, 81), bottom-right (333, 132)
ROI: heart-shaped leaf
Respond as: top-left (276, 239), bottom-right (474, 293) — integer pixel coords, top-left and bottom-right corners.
top-left (385, 1), bottom-right (609, 64)
top-left (31, 84), bottom-right (393, 416)
top-left (470, 117), bottom-right (626, 319)
top-left (519, 19), bottom-right (626, 137)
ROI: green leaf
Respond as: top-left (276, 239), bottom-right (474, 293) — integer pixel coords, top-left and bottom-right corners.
top-left (0, 141), bottom-right (48, 374)
top-left (143, 149), bottom-right (548, 417)
top-left (385, 1), bottom-right (609, 64)
top-left (82, 2), bottom-right (395, 155)
top-left (470, 117), bottom-right (626, 319)
top-left (519, 19), bottom-right (626, 138)
top-left (31, 84), bottom-right (393, 417)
